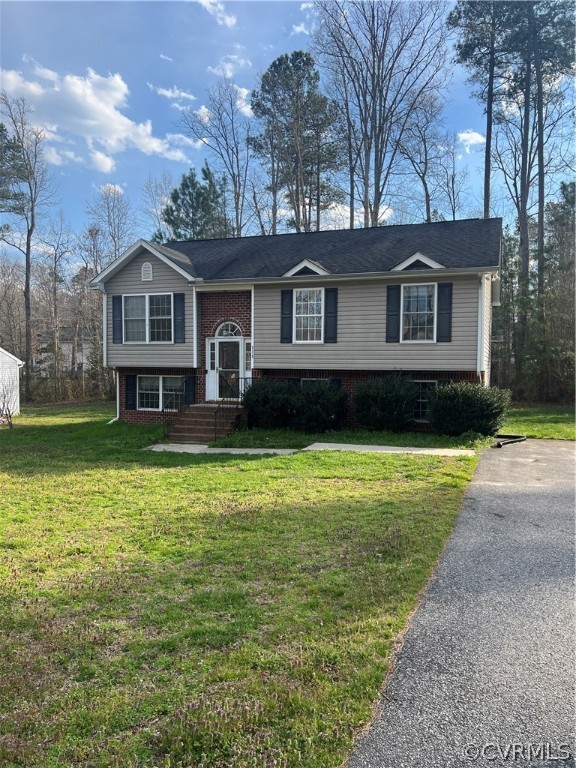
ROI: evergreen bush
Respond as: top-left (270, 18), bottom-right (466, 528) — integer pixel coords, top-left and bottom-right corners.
top-left (242, 380), bottom-right (296, 429)
top-left (354, 377), bottom-right (419, 432)
top-left (291, 381), bottom-right (349, 432)
top-left (427, 382), bottom-right (511, 436)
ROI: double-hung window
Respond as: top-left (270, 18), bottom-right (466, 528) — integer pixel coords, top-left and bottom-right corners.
top-left (401, 284), bottom-right (436, 342)
top-left (294, 288), bottom-right (324, 343)
top-left (123, 294), bottom-right (173, 343)
top-left (137, 375), bottom-right (185, 411)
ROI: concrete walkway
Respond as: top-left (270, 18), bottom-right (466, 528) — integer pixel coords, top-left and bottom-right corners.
top-left (147, 442), bottom-right (474, 457)
top-left (346, 439), bottom-right (575, 768)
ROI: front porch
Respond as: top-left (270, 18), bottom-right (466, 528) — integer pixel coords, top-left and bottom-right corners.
top-left (166, 403), bottom-right (245, 444)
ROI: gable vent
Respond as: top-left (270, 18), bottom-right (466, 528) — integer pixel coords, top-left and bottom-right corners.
top-left (141, 262), bottom-right (153, 281)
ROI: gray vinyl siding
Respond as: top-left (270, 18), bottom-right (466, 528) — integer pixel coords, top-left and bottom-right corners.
top-left (105, 253), bottom-right (195, 368)
top-left (254, 276), bottom-right (480, 371)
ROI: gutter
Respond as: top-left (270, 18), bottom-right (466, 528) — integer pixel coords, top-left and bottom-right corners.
top-left (193, 266), bottom-right (501, 290)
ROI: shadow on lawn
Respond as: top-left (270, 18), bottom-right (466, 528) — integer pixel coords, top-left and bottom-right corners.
top-left (0, 418), bottom-right (290, 477)
top-left (0, 475), bottom-right (457, 768)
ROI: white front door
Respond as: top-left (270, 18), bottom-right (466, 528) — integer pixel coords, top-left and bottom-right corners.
top-left (205, 335), bottom-right (252, 401)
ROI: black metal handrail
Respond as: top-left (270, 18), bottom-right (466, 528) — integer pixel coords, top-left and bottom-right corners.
top-left (161, 390), bottom-right (187, 438)
top-left (214, 374), bottom-right (252, 440)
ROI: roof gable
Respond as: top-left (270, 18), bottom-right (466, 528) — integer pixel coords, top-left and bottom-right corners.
top-left (0, 347), bottom-right (24, 366)
top-left (89, 240), bottom-right (197, 287)
top-left (392, 252), bottom-right (445, 271)
top-left (283, 259), bottom-right (330, 277)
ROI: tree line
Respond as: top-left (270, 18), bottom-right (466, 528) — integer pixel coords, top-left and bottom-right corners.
top-left (1, 0), bottom-right (574, 404)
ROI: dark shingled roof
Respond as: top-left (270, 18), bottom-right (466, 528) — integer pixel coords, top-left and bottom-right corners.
top-left (159, 218), bottom-right (502, 281)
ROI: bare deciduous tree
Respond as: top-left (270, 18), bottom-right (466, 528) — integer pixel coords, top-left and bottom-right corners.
top-left (181, 78), bottom-right (252, 236)
top-left (141, 171), bottom-right (175, 241)
top-left (85, 183), bottom-right (137, 265)
top-left (313, 0), bottom-right (449, 228)
top-left (0, 92), bottom-right (55, 401)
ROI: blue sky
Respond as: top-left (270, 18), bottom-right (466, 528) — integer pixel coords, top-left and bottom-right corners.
top-left (1, 0), bottom-right (487, 236)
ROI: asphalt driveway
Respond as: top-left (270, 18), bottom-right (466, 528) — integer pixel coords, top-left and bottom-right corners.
top-left (346, 439), bottom-right (575, 768)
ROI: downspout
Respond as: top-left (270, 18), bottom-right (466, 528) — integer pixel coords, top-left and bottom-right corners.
top-left (192, 285), bottom-right (198, 369)
top-left (101, 284), bottom-right (119, 424)
top-left (107, 372), bottom-right (120, 425)
top-left (101, 288), bottom-right (107, 367)
top-left (250, 286), bottom-right (255, 370)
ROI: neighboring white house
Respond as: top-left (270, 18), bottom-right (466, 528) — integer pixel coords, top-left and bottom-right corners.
top-left (0, 346), bottom-right (24, 417)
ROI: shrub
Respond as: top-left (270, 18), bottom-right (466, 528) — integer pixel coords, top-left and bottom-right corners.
top-left (242, 379), bottom-right (348, 433)
top-left (354, 377), bottom-right (419, 432)
top-left (427, 383), bottom-right (511, 436)
top-left (291, 381), bottom-right (349, 433)
top-left (242, 380), bottom-right (296, 429)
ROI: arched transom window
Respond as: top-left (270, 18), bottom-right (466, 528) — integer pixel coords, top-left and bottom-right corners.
top-left (216, 322), bottom-right (241, 337)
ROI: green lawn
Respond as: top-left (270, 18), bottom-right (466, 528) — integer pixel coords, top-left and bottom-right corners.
top-left (1, 404), bottom-right (476, 767)
top-left (212, 426), bottom-right (488, 450)
top-left (502, 403), bottom-right (575, 440)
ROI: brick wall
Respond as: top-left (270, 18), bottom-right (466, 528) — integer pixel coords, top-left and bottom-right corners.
top-left (196, 291), bottom-right (252, 403)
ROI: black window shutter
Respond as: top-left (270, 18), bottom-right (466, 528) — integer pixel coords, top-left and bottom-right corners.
top-left (386, 285), bottom-right (401, 343)
top-left (125, 375), bottom-right (137, 410)
top-left (437, 283), bottom-right (453, 342)
top-left (174, 293), bottom-right (185, 343)
top-left (112, 296), bottom-right (123, 344)
top-left (324, 287), bottom-right (338, 343)
top-left (281, 289), bottom-right (293, 343)
top-left (184, 375), bottom-right (195, 405)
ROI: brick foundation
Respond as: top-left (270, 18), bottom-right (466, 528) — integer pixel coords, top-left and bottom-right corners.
top-left (117, 367), bottom-right (198, 424)
top-left (258, 368), bottom-right (481, 428)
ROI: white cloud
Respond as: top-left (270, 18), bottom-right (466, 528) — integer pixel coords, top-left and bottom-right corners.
top-left (99, 183), bottom-right (124, 196)
top-left (159, 53), bottom-right (174, 62)
top-left (320, 203), bottom-right (392, 230)
top-left (90, 150), bottom-right (116, 173)
top-left (44, 146), bottom-right (83, 166)
top-left (0, 69), bottom-right (44, 97)
top-left (291, 23), bottom-right (310, 35)
top-left (207, 55), bottom-right (251, 78)
top-left (196, 105), bottom-right (211, 125)
top-left (22, 54), bottom-right (59, 83)
top-left (195, 0), bottom-right (236, 28)
top-left (235, 86), bottom-right (253, 117)
top-left (300, 2), bottom-right (313, 8)
top-left (1, 60), bottom-right (190, 172)
top-left (166, 133), bottom-right (205, 150)
top-left (458, 129), bottom-right (486, 154)
top-left (147, 82), bottom-right (196, 101)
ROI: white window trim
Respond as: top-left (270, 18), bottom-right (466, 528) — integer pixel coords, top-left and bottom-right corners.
top-left (293, 287), bottom-right (325, 344)
top-left (122, 293), bottom-right (174, 345)
top-left (412, 379), bottom-right (438, 423)
top-left (400, 283), bottom-right (437, 344)
top-left (137, 375), bottom-right (185, 411)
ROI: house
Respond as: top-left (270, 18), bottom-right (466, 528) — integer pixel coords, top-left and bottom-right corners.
top-left (34, 328), bottom-right (93, 377)
top-left (0, 346), bottom-right (24, 417)
top-left (89, 218), bottom-right (502, 426)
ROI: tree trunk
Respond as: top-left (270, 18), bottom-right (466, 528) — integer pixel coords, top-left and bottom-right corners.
top-left (484, 7), bottom-right (497, 219)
